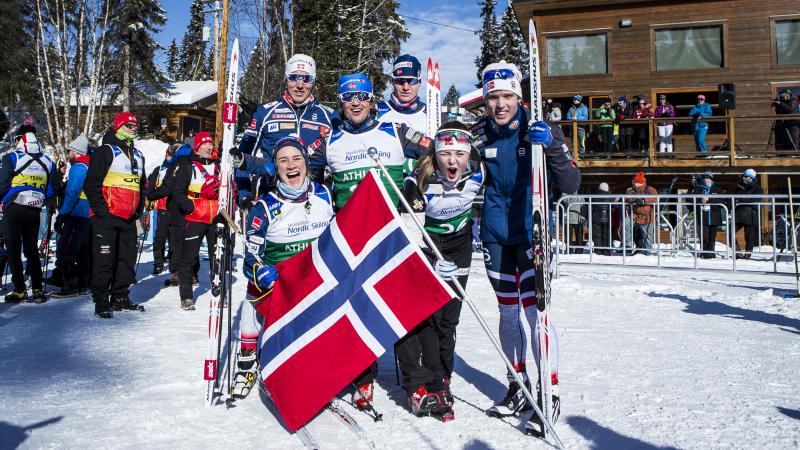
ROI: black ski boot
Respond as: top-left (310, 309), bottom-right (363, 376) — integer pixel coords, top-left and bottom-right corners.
top-left (4, 290), bottom-right (27, 303)
top-left (94, 296), bottom-right (113, 318)
top-left (152, 263), bottom-right (164, 275)
top-left (52, 277), bottom-right (85, 298)
top-left (164, 272), bottom-right (179, 287)
top-left (112, 294), bottom-right (145, 312)
top-left (486, 379), bottom-right (533, 418)
top-left (180, 299), bottom-right (195, 310)
top-left (524, 387), bottom-right (561, 437)
top-left (31, 289), bottom-right (48, 304)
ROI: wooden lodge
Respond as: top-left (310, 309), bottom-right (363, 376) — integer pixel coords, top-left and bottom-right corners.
top-left (465, 0), bottom-right (800, 195)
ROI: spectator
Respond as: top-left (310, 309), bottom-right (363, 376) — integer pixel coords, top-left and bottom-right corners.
top-left (691, 171), bottom-right (724, 258)
top-left (632, 96), bottom-right (653, 151)
top-left (545, 98), bottom-right (562, 122)
top-left (566, 95), bottom-right (589, 154)
top-left (183, 128), bottom-right (196, 147)
top-left (734, 168), bottom-right (763, 259)
top-left (591, 182), bottom-right (613, 255)
top-left (772, 89), bottom-right (799, 150)
top-left (613, 96), bottom-right (634, 152)
top-left (564, 192), bottom-right (587, 254)
top-left (623, 171), bottom-right (658, 255)
top-left (654, 94), bottom-right (676, 152)
top-left (689, 95), bottom-right (712, 153)
top-left (594, 100), bottom-right (616, 153)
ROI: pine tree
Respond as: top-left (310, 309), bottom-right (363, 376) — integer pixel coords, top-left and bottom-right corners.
top-left (165, 39), bottom-right (179, 80)
top-left (107, 0), bottom-right (168, 110)
top-left (0, 0), bottom-right (37, 109)
top-left (474, 0), bottom-right (502, 86)
top-left (240, 41), bottom-right (269, 105)
top-left (444, 84), bottom-right (461, 108)
top-left (176, 0), bottom-right (208, 80)
top-left (499, 4), bottom-right (528, 77)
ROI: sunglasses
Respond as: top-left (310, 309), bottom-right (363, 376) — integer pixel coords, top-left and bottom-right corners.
top-left (435, 129), bottom-right (472, 144)
top-left (286, 74), bottom-right (315, 84)
top-left (338, 91), bottom-right (373, 103)
top-left (393, 77), bottom-right (420, 86)
top-left (482, 69), bottom-right (517, 84)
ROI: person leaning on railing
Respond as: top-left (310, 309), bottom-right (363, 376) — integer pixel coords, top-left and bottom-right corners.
top-left (691, 171), bottom-right (725, 258)
top-left (734, 168), bottom-right (763, 259)
top-left (594, 101), bottom-right (616, 153)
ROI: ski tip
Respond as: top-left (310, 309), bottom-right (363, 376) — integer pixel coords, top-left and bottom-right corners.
top-left (434, 63), bottom-right (440, 89)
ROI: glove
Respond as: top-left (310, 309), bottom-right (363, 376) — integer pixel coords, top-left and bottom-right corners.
top-left (238, 197), bottom-right (253, 210)
top-left (434, 259), bottom-right (459, 279)
top-left (527, 120), bottom-right (553, 146)
top-left (230, 147), bottom-right (244, 167)
top-left (54, 214), bottom-right (68, 234)
top-left (254, 264), bottom-right (279, 290)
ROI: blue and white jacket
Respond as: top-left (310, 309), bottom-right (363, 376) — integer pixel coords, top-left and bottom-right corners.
top-left (59, 155), bottom-right (90, 218)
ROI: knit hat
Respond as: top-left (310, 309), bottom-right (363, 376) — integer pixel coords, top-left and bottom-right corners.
top-left (702, 170), bottom-right (713, 180)
top-left (113, 112), bottom-right (137, 132)
top-left (392, 54), bottom-right (421, 79)
top-left (13, 119), bottom-right (36, 139)
top-left (633, 171), bottom-right (646, 185)
top-left (481, 61), bottom-right (523, 99)
top-left (15, 133), bottom-right (40, 154)
top-left (697, 94), bottom-right (706, 101)
top-left (599, 182), bottom-right (609, 192)
top-left (193, 131), bottom-right (213, 152)
top-left (274, 135), bottom-right (309, 162)
top-left (573, 94), bottom-right (583, 102)
top-left (743, 168), bottom-right (756, 179)
top-left (618, 96), bottom-right (627, 103)
top-left (67, 133), bottom-right (89, 155)
top-left (659, 94), bottom-right (667, 100)
top-left (285, 54), bottom-right (316, 78)
top-left (338, 73), bottom-right (373, 96)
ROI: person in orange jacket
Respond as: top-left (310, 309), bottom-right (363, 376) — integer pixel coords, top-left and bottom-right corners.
top-left (171, 132), bottom-right (221, 310)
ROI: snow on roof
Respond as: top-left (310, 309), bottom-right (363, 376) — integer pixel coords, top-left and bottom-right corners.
top-left (69, 81), bottom-right (218, 107)
top-left (459, 87), bottom-right (484, 109)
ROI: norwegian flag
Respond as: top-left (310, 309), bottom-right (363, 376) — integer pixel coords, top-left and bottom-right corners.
top-left (255, 170), bottom-right (455, 431)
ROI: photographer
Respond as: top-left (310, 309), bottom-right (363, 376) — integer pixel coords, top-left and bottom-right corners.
top-left (623, 171), bottom-right (658, 255)
top-left (594, 100), bottom-right (616, 153)
top-left (772, 90), bottom-right (799, 150)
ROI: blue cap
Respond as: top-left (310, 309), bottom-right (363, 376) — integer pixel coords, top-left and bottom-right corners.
top-left (338, 73), bottom-right (373, 96)
top-left (274, 134), bottom-right (309, 161)
top-left (573, 95), bottom-right (582, 102)
top-left (392, 54), bottom-right (421, 78)
top-left (743, 168), bottom-right (756, 179)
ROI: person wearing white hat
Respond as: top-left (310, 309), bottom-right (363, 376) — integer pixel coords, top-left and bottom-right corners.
top-left (236, 53), bottom-right (336, 207)
top-left (472, 60), bottom-right (581, 432)
top-left (734, 168), bottom-right (763, 259)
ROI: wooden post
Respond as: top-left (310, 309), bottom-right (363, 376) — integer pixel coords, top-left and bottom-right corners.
top-left (648, 118), bottom-right (655, 165)
top-left (761, 172), bottom-right (770, 233)
top-left (215, 0), bottom-right (230, 144)
top-left (572, 120), bottom-right (579, 161)
top-left (728, 115), bottom-right (736, 166)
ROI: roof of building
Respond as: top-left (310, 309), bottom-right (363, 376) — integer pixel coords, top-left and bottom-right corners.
top-left (69, 81), bottom-right (218, 107)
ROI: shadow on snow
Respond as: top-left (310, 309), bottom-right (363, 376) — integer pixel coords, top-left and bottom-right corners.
top-left (0, 416), bottom-right (63, 450)
top-left (566, 415), bottom-right (680, 450)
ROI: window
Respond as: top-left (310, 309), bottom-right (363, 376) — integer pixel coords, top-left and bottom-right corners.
top-left (654, 25), bottom-right (723, 71)
top-left (546, 33), bottom-right (608, 76)
top-left (775, 19), bottom-right (800, 65)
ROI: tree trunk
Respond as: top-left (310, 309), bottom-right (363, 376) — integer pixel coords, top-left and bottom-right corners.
top-left (123, 42), bottom-right (130, 112)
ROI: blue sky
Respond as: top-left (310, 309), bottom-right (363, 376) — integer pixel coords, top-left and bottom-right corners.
top-left (156, 0), bottom-right (493, 96)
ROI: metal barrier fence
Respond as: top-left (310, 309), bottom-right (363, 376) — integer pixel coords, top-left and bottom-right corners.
top-left (554, 193), bottom-right (800, 275)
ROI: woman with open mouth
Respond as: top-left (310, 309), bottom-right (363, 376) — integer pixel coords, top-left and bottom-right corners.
top-left (232, 135), bottom-right (334, 399)
top-left (397, 121), bottom-right (485, 421)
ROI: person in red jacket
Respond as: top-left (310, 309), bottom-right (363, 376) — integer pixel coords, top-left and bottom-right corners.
top-left (83, 112), bottom-right (147, 318)
top-left (171, 132), bottom-right (221, 310)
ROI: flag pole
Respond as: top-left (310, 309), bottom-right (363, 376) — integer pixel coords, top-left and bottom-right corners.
top-left (367, 149), bottom-right (564, 449)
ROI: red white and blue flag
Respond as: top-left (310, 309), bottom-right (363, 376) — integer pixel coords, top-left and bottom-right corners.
top-left (255, 170), bottom-right (456, 431)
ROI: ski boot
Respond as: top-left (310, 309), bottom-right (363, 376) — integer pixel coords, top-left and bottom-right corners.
top-left (112, 294), bottom-right (144, 312)
top-left (31, 289), bottom-right (48, 304)
top-left (486, 379), bottom-right (533, 418)
top-left (94, 296), bottom-right (113, 319)
top-left (231, 350), bottom-right (258, 399)
top-left (180, 299), bottom-right (195, 311)
top-left (352, 382), bottom-right (374, 411)
top-left (52, 277), bottom-right (84, 298)
top-left (152, 263), bottom-right (164, 275)
top-left (4, 290), bottom-right (27, 303)
top-left (524, 384), bottom-right (560, 437)
top-left (409, 386), bottom-right (441, 417)
top-left (442, 377), bottom-right (454, 408)
top-left (164, 272), bottom-right (179, 287)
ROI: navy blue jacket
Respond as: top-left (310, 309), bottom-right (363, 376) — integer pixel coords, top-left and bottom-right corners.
top-left (472, 108), bottom-right (581, 245)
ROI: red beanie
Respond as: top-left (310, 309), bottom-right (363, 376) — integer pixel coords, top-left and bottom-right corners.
top-left (633, 171), bottom-right (646, 185)
top-left (114, 112), bottom-right (137, 132)
top-left (194, 131), bottom-right (214, 152)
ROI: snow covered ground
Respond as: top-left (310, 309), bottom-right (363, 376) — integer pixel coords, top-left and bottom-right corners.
top-left (1, 247), bottom-right (799, 449)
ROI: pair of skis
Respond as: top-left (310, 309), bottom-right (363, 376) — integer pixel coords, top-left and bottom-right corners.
top-left (205, 38), bottom-right (241, 407)
top-left (426, 58), bottom-right (441, 138)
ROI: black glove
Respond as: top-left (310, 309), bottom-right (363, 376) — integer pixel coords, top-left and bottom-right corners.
top-left (230, 147), bottom-right (244, 167)
top-left (692, 112), bottom-right (701, 119)
top-left (54, 214), bottom-right (69, 234)
top-left (238, 197), bottom-right (253, 211)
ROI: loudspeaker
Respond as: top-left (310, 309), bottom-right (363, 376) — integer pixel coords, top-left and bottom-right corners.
top-left (718, 83), bottom-right (736, 109)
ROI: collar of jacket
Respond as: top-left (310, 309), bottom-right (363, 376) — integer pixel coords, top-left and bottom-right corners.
top-left (389, 94), bottom-right (422, 113)
top-left (489, 107), bottom-right (526, 138)
top-left (283, 91), bottom-right (315, 109)
top-left (341, 115), bottom-right (377, 134)
top-left (190, 153), bottom-right (217, 165)
top-left (74, 155), bottom-right (90, 165)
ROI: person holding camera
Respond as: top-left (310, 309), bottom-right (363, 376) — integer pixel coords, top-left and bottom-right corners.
top-left (623, 171), bottom-right (657, 255)
top-left (594, 100), bottom-right (616, 153)
top-left (689, 95), bottom-right (712, 153)
top-left (772, 89), bottom-right (799, 150)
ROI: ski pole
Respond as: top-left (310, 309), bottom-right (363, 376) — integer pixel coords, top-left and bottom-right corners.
top-left (42, 207), bottom-right (55, 288)
top-left (368, 149), bottom-right (564, 449)
top-left (788, 178), bottom-right (799, 296)
top-left (135, 211), bottom-right (151, 275)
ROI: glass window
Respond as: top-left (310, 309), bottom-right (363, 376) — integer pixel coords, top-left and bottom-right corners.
top-left (546, 34), bottom-right (608, 76)
top-left (776, 19), bottom-right (800, 65)
top-left (655, 26), bottom-right (723, 71)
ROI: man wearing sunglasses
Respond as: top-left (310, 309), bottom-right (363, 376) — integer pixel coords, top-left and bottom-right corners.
top-left (472, 61), bottom-right (580, 432)
top-left (84, 111), bottom-right (147, 318)
top-left (237, 54), bottom-right (337, 204)
top-left (377, 54), bottom-right (427, 138)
